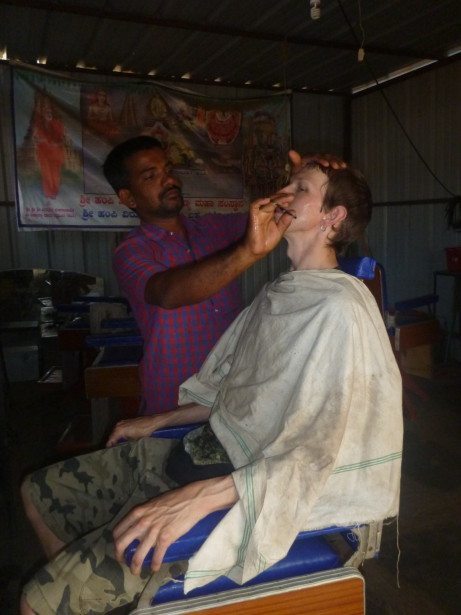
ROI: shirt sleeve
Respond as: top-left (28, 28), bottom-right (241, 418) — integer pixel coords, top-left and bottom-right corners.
top-left (113, 237), bottom-right (164, 306)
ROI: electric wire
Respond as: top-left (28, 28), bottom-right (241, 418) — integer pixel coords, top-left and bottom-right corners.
top-left (336, 0), bottom-right (457, 198)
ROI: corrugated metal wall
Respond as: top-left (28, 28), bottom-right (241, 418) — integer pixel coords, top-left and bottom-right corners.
top-left (351, 61), bottom-right (461, 343)
top-left (0, 64), bottom-right (345, 304)
top-left (0, 66), bottom-right (124, 294)
top-left (4, 58), bottom-right (458, 350)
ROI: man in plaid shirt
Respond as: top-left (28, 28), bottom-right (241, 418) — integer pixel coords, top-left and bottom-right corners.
top-left (105, 136), bottom-right (293, 415)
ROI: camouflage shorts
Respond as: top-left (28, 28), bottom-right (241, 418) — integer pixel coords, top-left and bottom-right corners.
top-left (23, 437), bottom-right (185, 614)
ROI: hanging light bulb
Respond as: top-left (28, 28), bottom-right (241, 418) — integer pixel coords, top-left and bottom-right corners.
top-left (310, 0), bottom-right (321, 20)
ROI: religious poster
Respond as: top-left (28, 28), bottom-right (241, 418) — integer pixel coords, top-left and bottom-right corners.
top-left (13, 66), bottom-right (291, 230)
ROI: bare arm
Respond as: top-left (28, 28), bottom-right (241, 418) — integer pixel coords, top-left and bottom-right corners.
top-left (145, 193), bottom-right (294, 309)
top-left (113, 474), bottom-right (238, 574)
top-left (105, 403), bottom-right (211, 447)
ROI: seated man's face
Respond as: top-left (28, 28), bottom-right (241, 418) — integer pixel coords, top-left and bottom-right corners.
top-left (282, 167), bottom-right (328, 234)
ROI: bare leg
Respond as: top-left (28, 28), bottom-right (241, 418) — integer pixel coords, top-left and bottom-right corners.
top-left (20, 594), bottom-right (36, 615)
top-left (21, 481), bottom-right (65, 559)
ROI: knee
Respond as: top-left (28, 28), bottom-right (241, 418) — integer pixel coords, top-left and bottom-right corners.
top-left (20, 593), bottom-right (35, 615)
top-left (20, 475), bottom-right (37, 519)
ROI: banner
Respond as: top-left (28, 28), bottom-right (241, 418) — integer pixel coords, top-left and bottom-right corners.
top-left (13, 67), bottom-right (291, 230)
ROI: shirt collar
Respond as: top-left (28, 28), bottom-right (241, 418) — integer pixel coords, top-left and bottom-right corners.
top-left (139, 214), bottom-right (193, 241)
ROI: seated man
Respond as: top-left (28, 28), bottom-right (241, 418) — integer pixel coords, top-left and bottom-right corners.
top-left (20, 159), bottom-right (402, 614)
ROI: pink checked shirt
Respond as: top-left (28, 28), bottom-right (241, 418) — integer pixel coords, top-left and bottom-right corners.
top-left (113, 213), bottom-right (247, 414)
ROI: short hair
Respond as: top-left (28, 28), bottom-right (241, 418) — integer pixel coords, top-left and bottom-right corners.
top-left (103, 136), bottom-right (164, 193)
top-left (305, 163), bottom-right (372, 256)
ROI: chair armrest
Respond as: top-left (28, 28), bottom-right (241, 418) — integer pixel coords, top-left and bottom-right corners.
top-left (117, 422), bottom-right (205, 445)
top-left (124, 505), bottom-right (353, 567)
top-left (394, 294), bottom-right (438, 312)
top-left (151, 422), bottom-right (206, 439)
top-left (124, 509), bottom-right (229, 565)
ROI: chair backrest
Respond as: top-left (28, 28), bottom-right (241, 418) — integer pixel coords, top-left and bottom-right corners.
top-left (338, 257), bottom-right (386, 317)
top-left (362, 264), bottom-right (386, 317)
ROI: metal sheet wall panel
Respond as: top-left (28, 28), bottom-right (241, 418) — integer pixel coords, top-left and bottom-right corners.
top-left (352, 62), bottom-right (461, 352)
top-left (292, 93), bottom-right (345, 155)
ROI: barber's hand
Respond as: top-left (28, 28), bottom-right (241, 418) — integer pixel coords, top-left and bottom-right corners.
top-left (113, 482), bottom-right (207, 575)
top-left (243, 192), bottom-right (295, 258)
top-left (106, 416), bottom-right (165, 447)
top-left (288, 149), bottom-right (347, 172)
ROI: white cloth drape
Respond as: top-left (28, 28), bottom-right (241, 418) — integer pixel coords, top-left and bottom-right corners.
top-left (178, 270), bottom-right (403, 592)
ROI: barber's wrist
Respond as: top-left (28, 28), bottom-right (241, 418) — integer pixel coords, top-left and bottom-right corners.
top-left (235, 237), bottom-right (266, 264)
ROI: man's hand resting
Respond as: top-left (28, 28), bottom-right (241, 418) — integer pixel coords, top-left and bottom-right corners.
top-left (106, 416), bottom-right (163, 447)
top-left (106, 403), bottom-right (212, 447)
top-left (113, 475), bottom-right (238, 575)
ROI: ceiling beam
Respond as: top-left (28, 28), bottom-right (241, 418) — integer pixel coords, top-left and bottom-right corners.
top-left (0, 58), bottom-right (349, 97)
top-left (1, 0), bottom-right (441, 61)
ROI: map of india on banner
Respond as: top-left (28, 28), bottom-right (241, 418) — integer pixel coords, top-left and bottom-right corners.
top-left (13, 67), bottom-right (291, 230)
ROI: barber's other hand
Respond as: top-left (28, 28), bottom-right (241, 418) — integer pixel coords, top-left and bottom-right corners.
top-left (288, 149), bottom-right (347, 172)
top-left (113, 482), bottom-right (207, 575)
top-left (106, 416), bottom-right (164, 447)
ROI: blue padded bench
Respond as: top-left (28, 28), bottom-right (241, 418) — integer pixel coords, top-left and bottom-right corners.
top-left (85, 334), bottom-right (143, 348)
top-left (93, 344), bottom-right (144, 367)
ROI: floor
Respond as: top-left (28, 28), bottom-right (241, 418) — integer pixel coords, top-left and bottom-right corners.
top-left (1, 361), bottom-right (460, 614)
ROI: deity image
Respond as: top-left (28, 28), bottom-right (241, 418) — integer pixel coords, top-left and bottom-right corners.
top-left (144, 96), bottom-right (197, 166)
top-left (205, 109), bottom-right (241, 145)
top-left (32, 93), bottom-right (66, 199)
top-left (86, 89), bottom-right (119, 140)
top-left (243, 111), bottom-right (286, 198)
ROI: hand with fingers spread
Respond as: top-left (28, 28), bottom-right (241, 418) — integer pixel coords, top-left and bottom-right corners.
top-left (288, 149), bottom-right (347, 173)
top-left (113, 475), bottom-right (238, 575)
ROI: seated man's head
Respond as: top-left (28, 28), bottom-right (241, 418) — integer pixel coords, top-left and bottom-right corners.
top-left (283, 162), bottom-right (372, 257)
top-left (103, 136), bottom-right (183, 223)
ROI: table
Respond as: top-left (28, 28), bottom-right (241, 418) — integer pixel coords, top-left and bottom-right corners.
top-left (84, 344), bottom-right (142, 443)
top-left (85, 344), bottom-right (142, 399)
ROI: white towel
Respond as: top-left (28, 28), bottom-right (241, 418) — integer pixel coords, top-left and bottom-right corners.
top-left (179, 270), bottom-right (403, 592)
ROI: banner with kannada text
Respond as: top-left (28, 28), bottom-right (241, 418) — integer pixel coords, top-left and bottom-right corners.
top-left (13, 67), bottom-right (291, 230)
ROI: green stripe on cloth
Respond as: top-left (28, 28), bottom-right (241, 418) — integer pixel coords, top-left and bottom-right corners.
top-left (332, 451), bottom-right (402, 474)
top-left (237, 466), bottom-right (257, 565)
top-left (218, 414), bottom-right (253, 460)
top-left (186, 565), bottom-right (237, 579)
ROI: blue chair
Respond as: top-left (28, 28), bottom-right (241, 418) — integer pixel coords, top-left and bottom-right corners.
top-left (126, 425), bottom-right (377, 612)
top-left (123, 258), bottom-right (384, 612)
top-left (123, 419), bottom-right (378, 614)
top-left (344, 258), bottom-right (441, 417)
